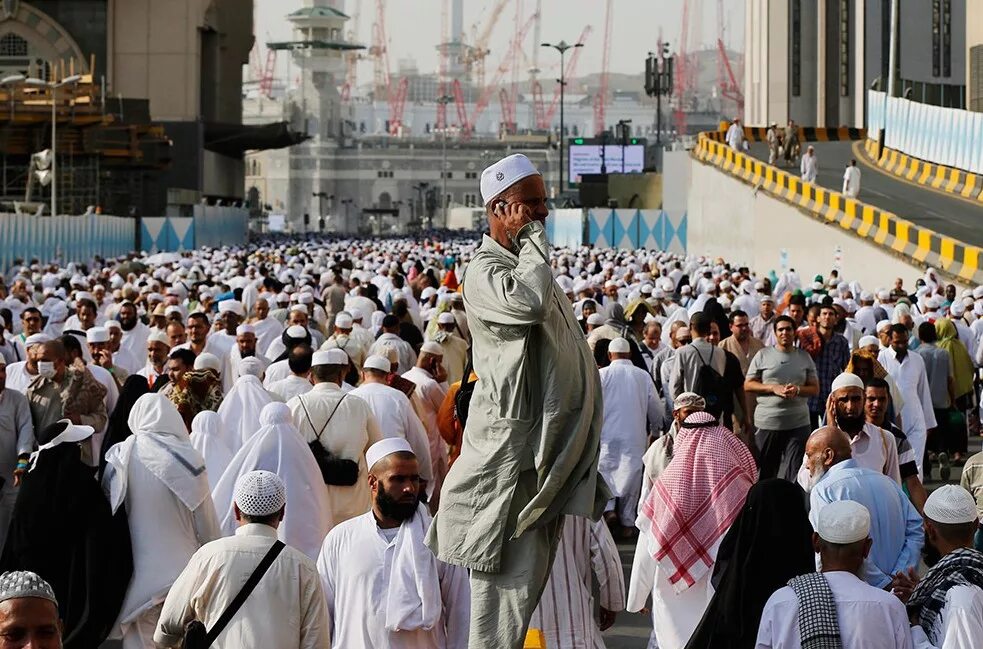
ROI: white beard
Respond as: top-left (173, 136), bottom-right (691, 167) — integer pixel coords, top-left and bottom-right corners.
top-left (806, 466), bottom-right (827, 493)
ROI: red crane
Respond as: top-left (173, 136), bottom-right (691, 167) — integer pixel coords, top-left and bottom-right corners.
top-left (593, 0), bottom-right (613, 136)
top-left (259, 48), bottom-right (276, 98)
top-left (499, 87), bottom-right (516, 133)
top-left (451, 78), bottom-right (469, 131)
top-left (716, 0), bottom-right (744, 117)
top-left (673, 0), bottom-right (694, 136)
top-left (536, 26), bottom-right (591, 129)
top-left (437, 0), bottom-right (449, 130)
top-left (469, 10), bottom-right (539, 136)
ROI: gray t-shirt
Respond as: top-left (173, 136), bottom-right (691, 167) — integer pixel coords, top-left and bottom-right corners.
top-left (747, 346), bottom-right (817, 430)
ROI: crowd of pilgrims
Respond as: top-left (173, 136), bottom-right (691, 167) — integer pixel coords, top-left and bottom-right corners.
top-left (0, 234), bottom-right (981, 649)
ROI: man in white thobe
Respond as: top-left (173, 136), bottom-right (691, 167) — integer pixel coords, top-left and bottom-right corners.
top-left (350, 355), bottom-right (434, 489)
top-left (879, 324), bottom-right (937, 478)
top-left (222, 324), bottom-right (269, 395)
top-left (597, 337), bottom-right (663, 532)
top-left (102, 393), bottom-right (221, 649)
top-left (369, 315), bottom-right (417, 374)
top-left (316, 438), bottom-right (470, 649)
top-left (530, 515), bottom-right (626, 649)
top-left (135, 330), bottom-right (170, 390)
top-left (725, 118), bottom-right (744, 151)
top-left (902, 486), bottom-right (983, 649)
top-left (248, 296), bottom-right (284, 357)
top-left (429, 312), bottom-right (469, 387)
top-left (288, 349), bottom-right (384, 526)
top-left (800, 146), bottom-right (818, 183)
top-left (402, 341), bottom-right (450, 507)
top-left (842, 159), bottom-right (862, 198)
top-left (756, 500), bottom-right (913, 649)
top-left (155, 471), bottom-right (330, 648)
top-left (268, 345), bottom-right (315, 402)
top-left (117, 301), bottom-right (151, 363)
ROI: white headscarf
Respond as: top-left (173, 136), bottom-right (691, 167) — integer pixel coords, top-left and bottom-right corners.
top-left (211, 402), bottom-right (332, 560)
top-left (102, 393), bottom-right (210, 514)
top-left (218, 374), bottom-right (274, 448)
top-left (190, 411), bottom-right (235, 492)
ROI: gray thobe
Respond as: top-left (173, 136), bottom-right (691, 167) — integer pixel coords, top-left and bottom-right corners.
top-left (0, 388), bottom-right (34, 553)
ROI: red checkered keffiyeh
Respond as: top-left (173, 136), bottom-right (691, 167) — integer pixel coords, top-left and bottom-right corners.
top-left (638, 411), bottom-right (757, 593)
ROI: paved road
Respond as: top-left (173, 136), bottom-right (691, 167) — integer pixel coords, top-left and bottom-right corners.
top-left (746, 141), bottom-right (983, 248)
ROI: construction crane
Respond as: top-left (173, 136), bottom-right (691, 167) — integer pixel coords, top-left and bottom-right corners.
top-left (370, 0), bottom-right (392, 102)
top-left (533, 25), bottom-right (591, 129)
top-left (341, 3), bottom-right (363, 101)
top-left (437, 0), bottom-right (450, 130)
top-left (258, 48), bottom-right (276, 98)
top-left (593, 0), bottom-right (613, 136)
top-left (506, 0), bottom-right (524, 134)
top-left (716, 0), bottom-right (744, 117)
top-left (469, 9), bottom-right (539, 136)
top-left (673, 0), bottom-right (694, 136)
top-left (461, 0), bottom-right (512, 89)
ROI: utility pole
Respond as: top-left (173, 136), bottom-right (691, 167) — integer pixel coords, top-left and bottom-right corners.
top-left (645, 44), bottom-right (673, 171)
top-left (436, 95), bottom-right (453, 228)
top-left (886, 0), bottom-right (899, 98)
top-left (542, 40), bottom-right (583, 199)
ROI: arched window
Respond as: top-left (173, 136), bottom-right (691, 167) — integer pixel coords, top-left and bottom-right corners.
top-left (0, 33), bottom-right (28, 57)
top-left (378, 192), bottom-right (392, 209)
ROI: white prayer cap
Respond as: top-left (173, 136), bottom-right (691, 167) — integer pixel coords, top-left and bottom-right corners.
top-left (449, 292), bottom-right (464, 303)
top-left (479, 153), bottom-right (541, 205)
top-left (925, 296), bottom-right (941, 310)
top-left (609, 337), bottom-right (631, 354)
top-left (85, 327), bottom-right (110, 343)
top-left (147, 330), bottom-right (171, 348)
top-left (759, 294), bottom-right (774, 304)
top-left (830, 372), bottom-right (864, 393)
top-left (312, 349), bottom-right (348, 366)
top-left (297, 292), bottom-right (314, 304)
top-left (974, 286), bottom-right (983, 300)
top-left (218, 300), bottom-right (245, 316)
top-left (860, 291), bottom-right (874, 302)
top-left (104, 320), bottom-right (121, 331)
top-left (236, 324), bottom-right (256, 336)
top-left (334, 312), bottom-right (354, 329)
top-left (276, 292), bottom-right (290, 303)
top-left (234, 470), bottom-right (286, 517)
top-left (875, 320), bottom-right (892, 333)
top-left (673, 392), bottom-right (706, 410)
top-left (165, 305), bottom-right (183, 317)
top-left (680, 285), bottom-right (692, 294)
top-left (365, 437), bottom-right (415, 470)
top-left (437, 312), bottom-right (456, 325)
top-left (285, 325), bottom-right (308, 339)
top-left (194, 352), bottom-right (222, 372)
top-left (816, 500), bottom-right (870, 544)
top-left (363, 354), bottom-right (391, 372)
top-left (24, 333), bottom-right (51, 349)
top-left (859, 335), bottom-right (879, 348)
top-left (0, 571), bottom-right (57, 606)
top-left (950, 302), bottom-right (966, 317)
top-left (420, 341), bottom-right (444, 356)
top-left (586, 313), bottom-right (604, 326)
top-left (877, 289), bottom-right (891, 301)
top-left (239, 357), bottom-right (265, 377)
top-left (923, 485), bottom-right (978, 524)
top-left (289, 304), bottom-right (308, 315)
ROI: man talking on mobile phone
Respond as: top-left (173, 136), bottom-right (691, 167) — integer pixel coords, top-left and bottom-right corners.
top-left (426, 153), bottom-right (608, 649)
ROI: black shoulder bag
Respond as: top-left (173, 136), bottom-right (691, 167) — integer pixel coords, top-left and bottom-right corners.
top-left (454, 354), bottom-right (476, 427)
top-left (182, 540), bottom-right (285, 649)
top-left (299, 395), bottom-right (360, 486)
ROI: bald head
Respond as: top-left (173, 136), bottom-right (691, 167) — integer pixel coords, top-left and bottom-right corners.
top-left (804, 426), bottom-right (852, 491)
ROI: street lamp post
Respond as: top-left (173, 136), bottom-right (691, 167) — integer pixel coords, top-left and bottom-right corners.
top-left (436, 95), bottom-right (454, 228)
top-left (542, 40), bottom-right (583, 200)
top-left (25, 75), bottom-right (81, 216)
top-left (617, 119), bottom-right (632, 172)
top-left (340, 198), bottom-right (354, 233)
top-left (645, 44), bottom-right (672, 171)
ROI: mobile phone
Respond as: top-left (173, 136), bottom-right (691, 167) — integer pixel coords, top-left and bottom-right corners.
top-left (494, 200), bottom-right (507, 214)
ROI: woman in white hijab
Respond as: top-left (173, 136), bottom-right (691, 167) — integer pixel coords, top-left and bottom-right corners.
top-left (211, 402), bottom-right (332, 561)
top-left (103, 393), bottom-right (220, 649)
top-left (217, 366), bottom-right (275, 449)
top-left (189, 411), bottom-right (235, 492)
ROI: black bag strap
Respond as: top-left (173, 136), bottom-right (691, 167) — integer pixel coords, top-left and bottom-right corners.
top-left (298, 394), bottom-right (347, 439)
top-left (204, 540), bottom-right (285, 645)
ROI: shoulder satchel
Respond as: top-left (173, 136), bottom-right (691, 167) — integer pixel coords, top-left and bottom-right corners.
top-left (300, 395), bottom-right (360, 486)
top-left (454, 353), bottom-right (476, 427)
top-left (182, 540), bottom-right (285, 649)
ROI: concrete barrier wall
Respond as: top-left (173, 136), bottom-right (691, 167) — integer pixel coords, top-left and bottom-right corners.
top-left (687, 159), bottom-right (949, 288)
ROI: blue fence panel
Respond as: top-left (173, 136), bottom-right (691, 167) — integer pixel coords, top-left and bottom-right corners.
top-left (194, 205), bottom-right (248, 249)
top-left (0, 213), bottom-right (134, 274)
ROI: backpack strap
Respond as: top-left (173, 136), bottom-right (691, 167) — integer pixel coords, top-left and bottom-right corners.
top-left (204, 540), bottom-right (285, 645)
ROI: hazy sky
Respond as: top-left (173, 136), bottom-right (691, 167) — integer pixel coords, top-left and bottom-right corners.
top-left (253, 0), bottom-right (745, 81)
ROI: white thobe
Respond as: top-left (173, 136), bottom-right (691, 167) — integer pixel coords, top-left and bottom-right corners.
top-left (288, 382), bottom-right (384, 526)
top-left (878, 348), bottom-right (937, 478)
top-left (262, 359), bottom-right (292, 389)
top-left (268, 375), bottom-right (314, 402)
top-left (369, 333), bottom-right (418, 374)
top-left (349, 382), bottom-right (434, 485)
top-left (402, 366), bottom-right (449, 499)
top-left (726, 123), bottom-right (743, 150)
top-left (119, 322), bottom-right (151, 361)
top-left (755, 571), bottom-right (913, 649)
top-left (627, 536), bottom-right (722, 649)
top-left (155, 523), bottom-right (330, 649)
top-left (430, 333), bottom-right (469, 387)
top-left (530, 516), bottom-right (626, 649)
top-left (800, 154), bottom-right (818, 183)
top-left (208, 331), bottom-right (237, 358)
top-left (222, 348), bottom-right (269, 395)
top-left (316, 511), bottom-right (470, 649)
top-left (136, 364), bottom-right (165, 390)
top-left (114, 347), bottom-right (143, 375)
top-left (910, 584), bottom-right (983, 649)
top-left (597, 360), bottom-right (663, 525)
top-left (250, 316), bottom-right (284, 357)
top-left (2, 362), bottom-right (34, 395)
top-left (854, 306), bottom-right (879, 335)
top-left (842, 165), bottom-right (862, 197)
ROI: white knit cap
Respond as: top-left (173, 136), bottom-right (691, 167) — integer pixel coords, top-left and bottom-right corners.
top-left (816, 500), bottom-right (870, 544)
top-left (437, 312), bottom-right (456, 325)
top-left (236, 324), bottom-right (256, 336)
top-left (0, 571), bottom-right (57, 606)
top-left (586, 313), bottom-right (605, 326)
top-left (420, 341), bottom-right (444, 355)
top-left (875, 320), bottom-right (892, 333)
top-left (830, 372), bottom-right (864, 393)
top-left (609, 337), bottom-right (631, 354)
top-left (194, 352), bottom-right (222, 372)
top-left (335, 312), bottom-right (354, 329)
top-left (147, 330), bottom-right (170, 347)
top-left (859, 335), bottom-right (879, 348)
top-left (285, 325), bottom-right (308, 339)
top-left (923, 485), bottom-right (978, 524)
top-left (85, 327), bottom-right (110, 343)
top-left (480, 153), bottom-right (541, 205)
top-left (233, 470), bottom-right (286, 516)
top-left (104, 320), bottom-right (121, 331)
top-left (365, 437), bottom-right (414, 470)
top-left (218, 299), bottom-right (244, 316)
top-left (312, 349), bottom-right (348, 366)
top-left (364, 355), bottom-right (391, 372)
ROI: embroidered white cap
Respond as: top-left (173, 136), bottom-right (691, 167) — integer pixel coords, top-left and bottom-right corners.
top-left (816, 500), bottom-right (870, 544)
top-left (194, 352), bottom-right (221, 372)
top-left (236, 324), bottom-right (256, 336)
top-left (363, 354), bottom-right (391, 372)
top-left (335, 312), bottom-right (354, 329)
top-left (830, 372), bottom-right (864, 393)
top-left (234, 470), bottom-right (286, 517)
top-left (85, 327), bottom-right (110, 343)
top-left (437, 312), bottom-right (456, 325)
top-left (923, 485), bottom-right (978, 524)
top-left (479, 153), bottom-right (541, 205)
top-left (312, 349), bottom-right (348, 366)
top-left (420, 341), bottom-right (444, 356)
top-left (609, 337), bottom-right (631, 354)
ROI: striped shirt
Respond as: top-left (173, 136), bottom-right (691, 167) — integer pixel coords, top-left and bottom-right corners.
top-left (530, 516), bottom-right (626, 649)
